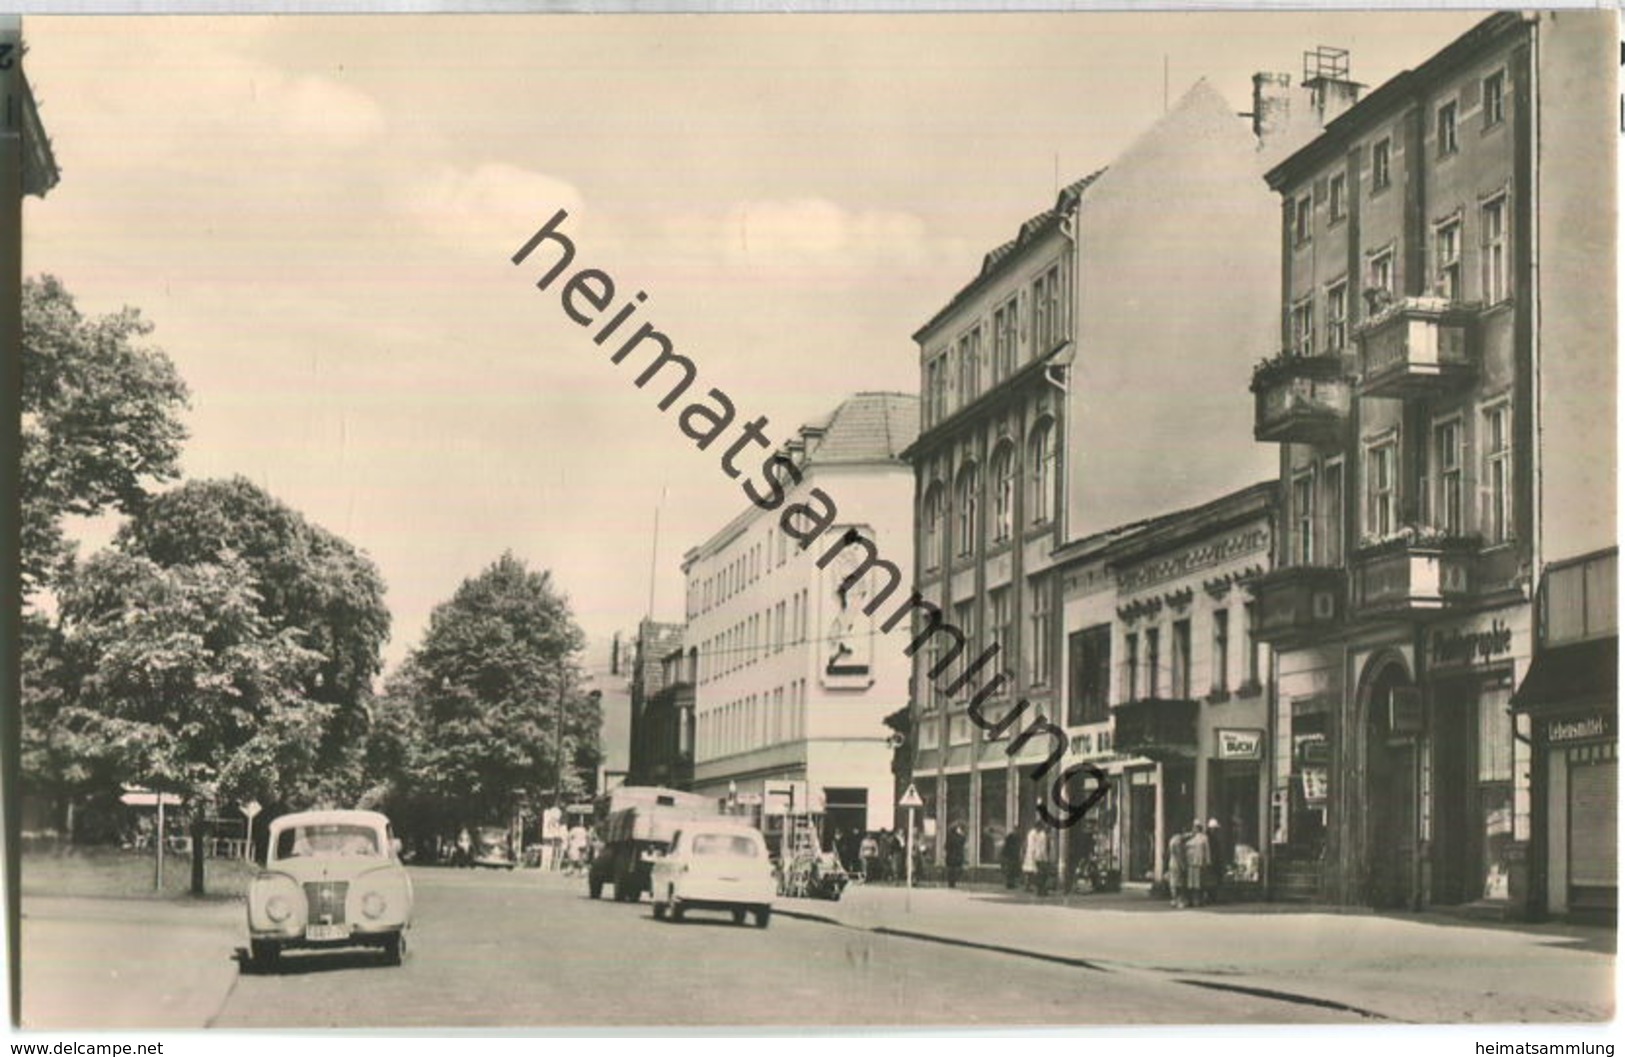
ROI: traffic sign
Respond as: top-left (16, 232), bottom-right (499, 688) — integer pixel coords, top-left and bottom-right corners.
top-left (898, 783), bottom-right (924, 809)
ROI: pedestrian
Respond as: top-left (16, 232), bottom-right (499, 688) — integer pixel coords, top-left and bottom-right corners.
top-left (1166, 826), bottom-right (1188, 908)
top-left (1023, 821), bottom-right (1051, 896)
top-left (945, 821), bottom-right (967, 889)
top-left (1000, 829), bottom-right (1023, 890)
top-left (859, 831), bottom-right (880, 883)
top-left (1204, 818), bottom-right (1225, 905)
top-left (455, 826), bottom-right (473, 869)
top-left (1185, 818), bottom-right (1211, 908)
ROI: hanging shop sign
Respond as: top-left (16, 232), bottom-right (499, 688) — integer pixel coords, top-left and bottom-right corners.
top-left (1299, 766), bottom-right (1329, 803)
top-left (1546, 711), bottom-right (1613, 745)
top-left (1215, 728), bottom-right (1265, 760)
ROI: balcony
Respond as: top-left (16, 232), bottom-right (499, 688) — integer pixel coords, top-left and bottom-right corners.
top-left (1110, 696), bottom-right (1198, 762)
top-left (1350, 530), bottom-right (1480, 619)
top-left (1250, 353), bottom-right (1351, 445)
top-left (1356, 297), bottom-right (1478, 399)
top-left (1253, 565), bottom-right (1347, 643)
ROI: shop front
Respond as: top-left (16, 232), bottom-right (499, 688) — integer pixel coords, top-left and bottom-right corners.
top-left (1209, 727), bottom-right (1265, 889)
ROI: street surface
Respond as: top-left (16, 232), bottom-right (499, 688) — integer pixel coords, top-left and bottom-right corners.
top-left (213, 869), bottom-right (1357, 1028)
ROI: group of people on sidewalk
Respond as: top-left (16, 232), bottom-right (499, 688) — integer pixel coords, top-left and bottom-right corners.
top-left (1166, 818), bottom-right (1225, 908)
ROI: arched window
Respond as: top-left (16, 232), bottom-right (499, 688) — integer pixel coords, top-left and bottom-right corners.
top-left (1028, 419), bottom-right (1056, 526)
top-left (922, 482), bottom-right (946, 571)
top-left (990, 442), bottom-right (1015, 543)
top-left (955, 463), bottom-right (979, 558)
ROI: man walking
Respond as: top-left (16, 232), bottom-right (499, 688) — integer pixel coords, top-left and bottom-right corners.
top-left (1166, 826), bottom-right (1189, 908)
top-left (1185, 818), bottom-right (1212, 908)
top-left (945, 821), bottom-right (968, 889)
top-left (1023, 821), bottom-right (1051, 896)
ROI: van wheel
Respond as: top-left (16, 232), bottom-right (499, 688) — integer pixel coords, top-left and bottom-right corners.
top-left (732, 908), bottom-right (747, 925)
top-left (753, 907), bottom-right (771, 929)
top-left (653, 894), bottom-right (668, 920)
top-left (670, 899), bottom-right (685, 923)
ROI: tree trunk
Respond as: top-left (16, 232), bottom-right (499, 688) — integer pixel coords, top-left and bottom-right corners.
top-left (190, 806), bottom-right (207, 896)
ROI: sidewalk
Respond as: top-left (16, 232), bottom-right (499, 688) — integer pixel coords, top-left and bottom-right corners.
top-left (18, 895), bottom-right (244, 1030)
top-left (774, 880), bottom-right (1616, 1023)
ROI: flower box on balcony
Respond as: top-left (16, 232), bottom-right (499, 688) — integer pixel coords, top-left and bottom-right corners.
top-left (1249, 352), bottom-right (1351, 446)
top-left (1356, 297), bottom-right (1479, 399)
top-left (1351, 530), bottom-right (1481, 617)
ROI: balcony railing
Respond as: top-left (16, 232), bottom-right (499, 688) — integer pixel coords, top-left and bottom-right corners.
top-left (1356, 296), bottom-right (1478, 399)
top-left (1253, 565), bottom-right (1347, 643)
top-left (1250, 353), bottom-right (1351, 445)
top-left (1350, 530), bottom-right (1480, 618)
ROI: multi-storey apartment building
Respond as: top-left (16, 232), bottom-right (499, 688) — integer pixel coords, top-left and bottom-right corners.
top-left (1249, 12), bottom-right (1615, 913)
top-left (626, 619), bottom-right (691, 789)
top-left (905, 77), bottom-right (1329, 880)
top-left (1055, 482), bottom-right (1276, 894)
top-left (684, 392), bottom-right (918, 838)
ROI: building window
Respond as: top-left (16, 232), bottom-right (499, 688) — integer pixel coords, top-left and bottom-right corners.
top-left (1293, 471), bottom-right (1315, 566)
top-left (1483, 70), bottom-right (1505, 128)
top-left (989, 587), bottom-right (1012, 665)
top-left (1482, 196), bottom-right (1508, 304)
top-left (1483, 402), bottom-right (1513, 544)
top-left (1211, 609), bottom-right (1230, 696)
top-left (993, 299), bottom-right (1019, 382)
top-left (958, 327), bottom-right (982, 407)
top-left (1031, 264), bottom-right (1063, 354)
top-left (1028, 578), bottom-right (1053, 686)
top-left (953, 600), bottom-right (975, 696)
top-left (1028, 419), bottom-right (1056, 526)
top-left (1366, 437), bottom-right (1398, 539)
top-left (1291, 297), bottom-right (1315, 358)
top-left (1123, 632), bottom-right (1139, 702)
top-left (1432, 417), bottom-right (1464, 535)
top-left (1372, 138), bottom-right (1392, 192)
top-left (1171, 618), bottom-right (1192, 700)
top-left (1368, 248), bottom-right (1394, 308)
top-left (925, 354), bottom-right (949, 426)
top-left (1324, 459), bottom-right (1345, 566)
top-left (1069, 624), bottom-right (1112, 726)
top-left (1438, 100), bottom-right (1458, 157)
top-left (1435, 218), bottom-right (1462, 301)
top-left (990, 443), bottom-right (1015, 543)
top-left (1329, 173), bottom-right (1347, 223)
top-left (955, 463), bottom-right (979, 558)
top-left (922, 482), bottom-right (946, 571)
top-left (1327, 281), bottom-right (1348, 353)
top-left (1242, 601), bottom-right (1261, 690)
top-left (1145, 627), bottom-right (1161, 699)
top-left (1294, 194), bottom-right (1312, 246)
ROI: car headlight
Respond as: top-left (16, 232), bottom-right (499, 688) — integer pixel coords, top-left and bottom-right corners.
top-left (361, 891), bottom-right (388, 919)
top-left (266, 895), bottom-right (292, 923)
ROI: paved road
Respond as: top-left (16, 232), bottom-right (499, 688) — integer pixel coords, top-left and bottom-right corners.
top-left (213, 869), bottom-right (1359, 1028)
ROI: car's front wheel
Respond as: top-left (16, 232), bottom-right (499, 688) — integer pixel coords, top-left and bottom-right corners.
top-left (250, 939), bottom-right (280, 972)
top-left (753, 906), bottom-right (771, 929)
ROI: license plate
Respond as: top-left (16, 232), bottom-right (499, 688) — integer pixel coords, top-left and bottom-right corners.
top-left (305, 924), bottom-right (347, 942)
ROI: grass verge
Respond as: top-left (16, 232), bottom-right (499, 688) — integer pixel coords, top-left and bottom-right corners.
top-left (19, 845), bottom-right (254, 902)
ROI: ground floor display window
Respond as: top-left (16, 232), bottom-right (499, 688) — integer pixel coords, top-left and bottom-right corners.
top-left (1210, 761), bottom-right (1262, 883)
top-left (978, 767), bottom-right (1007, 866)
top-left (1568, 744), bottom-right (1617, 909)
top-left (1126, 768), bottom-right (1157, 882)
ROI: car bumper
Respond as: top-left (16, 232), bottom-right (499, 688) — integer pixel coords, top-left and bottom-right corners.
top-left (673, 879), bottom-right (775, 906)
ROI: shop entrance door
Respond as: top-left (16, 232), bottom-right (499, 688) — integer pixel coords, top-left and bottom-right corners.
top-left (1430, 680), bottom-right (1476, 905)
top-left (1128, 776), bottom-right (1156, 882)
top-left (1365, 660), bottom-right (1419, 910)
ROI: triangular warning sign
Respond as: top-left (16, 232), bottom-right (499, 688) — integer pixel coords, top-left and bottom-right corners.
top-left (898, 783), bottom-right (924, 809)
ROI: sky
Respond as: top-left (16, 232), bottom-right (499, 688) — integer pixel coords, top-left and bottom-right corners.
top-left (21, 10), bottom-right (1493, 673)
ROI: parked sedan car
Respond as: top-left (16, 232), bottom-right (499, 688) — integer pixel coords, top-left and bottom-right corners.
top-left (650, 822), bottom-right (774, 928)
top-left (246, 809), bottom-right (413, 970)
top-left (472, 825), bottom-right (516, 870)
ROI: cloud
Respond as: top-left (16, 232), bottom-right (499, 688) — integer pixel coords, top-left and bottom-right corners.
top-left (404, 163), bottom-right (585, 256)
top-left (278, 74), bottom-right (385, 146)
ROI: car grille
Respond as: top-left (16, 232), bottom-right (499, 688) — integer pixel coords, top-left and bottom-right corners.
top-left (304, 881), bottom-right (349, 924)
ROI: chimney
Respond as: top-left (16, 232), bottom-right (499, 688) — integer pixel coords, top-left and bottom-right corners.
top-left (1302, 46), bottom-right (1362, 127)
top-left (1250, 71), bottom-right (1294, 142)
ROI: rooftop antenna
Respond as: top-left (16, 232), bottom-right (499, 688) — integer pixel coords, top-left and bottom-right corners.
top-left (646, 485), bottom-right (665, 620)
top-left (1163, 54), bottom-right (1169, 113)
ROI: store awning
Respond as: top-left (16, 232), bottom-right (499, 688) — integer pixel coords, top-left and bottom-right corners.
top-left (1110, 697), bottom-right (1199, 761)
top-left (1512, 636), bottom-right (1618, 714)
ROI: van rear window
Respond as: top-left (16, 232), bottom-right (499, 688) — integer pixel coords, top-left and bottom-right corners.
top-left (691, 834), bottom-right (759, 857)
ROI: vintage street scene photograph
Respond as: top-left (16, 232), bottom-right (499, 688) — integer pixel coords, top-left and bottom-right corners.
top-left (5, 6), bottom-right (1618, 1037)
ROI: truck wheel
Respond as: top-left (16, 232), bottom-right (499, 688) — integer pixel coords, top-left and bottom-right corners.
top-left (731, 908), bottom-right (747, 925)
top-left (653, 896), bottom-right (667, 920)
top-left (670, 899), bottom-right (685, 923)
top-left (589, 877), bottom-right (603, 900)
top-left (753, 906), bottom-right (771, 929)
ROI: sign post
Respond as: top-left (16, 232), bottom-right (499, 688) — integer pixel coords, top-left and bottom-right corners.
top-left (240, 800), bottom-right (262, 863)
top-left (899, 782), bottom-right (924, 913)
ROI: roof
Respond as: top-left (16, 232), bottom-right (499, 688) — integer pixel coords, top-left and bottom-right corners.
top-left (802, 391), bottom-right (919, 466)
top-left (268, 809), bottom-right (393, 831)
top-left (914, 169), bottom-right (1108, 342)
top-left (15, 60), bottom-right (61, 198)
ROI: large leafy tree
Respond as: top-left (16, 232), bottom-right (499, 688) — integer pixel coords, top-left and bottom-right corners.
top-left (393, 553), bottom-right (593, 835)
top-left (112, 477), bottom-right (391, 804)
top-left (57, 551), bottom-right (328, 893)
top-left (21, 275), bottom-right (189, 595)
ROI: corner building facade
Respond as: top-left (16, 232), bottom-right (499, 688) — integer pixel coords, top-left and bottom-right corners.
top-left (1251, 12), bottom-right (1615, 912)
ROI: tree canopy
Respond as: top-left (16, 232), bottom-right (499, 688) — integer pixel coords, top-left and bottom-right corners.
top-left (387, 552), bottom-right (595, 830)
top-left (21, 275), bottom-right (189, 595)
